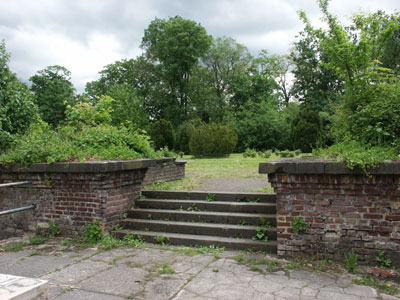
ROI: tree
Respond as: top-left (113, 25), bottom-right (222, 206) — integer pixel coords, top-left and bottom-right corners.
top-left (315, 0), bottom-right (400, 146)
top-left (256, 51), bottom-right (293, 105)
top-left (290, 108), bottom-right (323, 152)
top-left (147, 119), bottom-right (175, 151)
top-left (290, 10), bottom-right (342, 112)
top-left (107, 84), bottom-right (149, 129)
top-left (141, 16), bottom-right (213, 125)
top-left (201, 36), bottom-right (252, 121)
top-left (30, 65), bottom-right (75, 127)
top-left (0, 41), bottom-right (38, 151)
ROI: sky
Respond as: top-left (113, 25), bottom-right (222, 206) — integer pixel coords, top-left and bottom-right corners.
top-left (1, 0), bottom-right (398, 92)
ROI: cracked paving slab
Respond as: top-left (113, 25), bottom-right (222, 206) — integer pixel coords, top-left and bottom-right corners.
top-left (0, 241), bottom-right (399, 300)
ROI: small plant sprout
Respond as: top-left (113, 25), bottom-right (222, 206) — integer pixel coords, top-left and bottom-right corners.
top-left (344, 251), bottom-right (359, 273)
top-left (155, 235), bottom-right (170, 245)
top-left (206, 193), bottom-right (216, 202)
top-left (291, 217), bottom-right (307, 232)
top-left (252, 218), bottom-right (270, 242)
top-left (376, 250), bottom-right (392, 269)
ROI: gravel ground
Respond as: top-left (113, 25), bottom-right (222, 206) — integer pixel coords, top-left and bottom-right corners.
top-left (192, 177), bottom-right (269, 192)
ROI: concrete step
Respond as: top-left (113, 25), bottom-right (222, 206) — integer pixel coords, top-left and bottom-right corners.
top-left (121, 218), bottom-right (277, 240)
top-left (128, 208), bottom-right (276, 226)
top-left (135, 199), bottom-right (276, 214)
top-left (141, 190), bottom-right (276, 203)
top-left (115, 229), bottom-right (277, 252)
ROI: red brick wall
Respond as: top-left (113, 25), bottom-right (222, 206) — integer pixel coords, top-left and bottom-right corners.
top-left (261, 159), bottom-right (400, 266)
top-left (142, 158), bottom-right (186, 186)
top-left (0, 161), bottom-right (151, 234)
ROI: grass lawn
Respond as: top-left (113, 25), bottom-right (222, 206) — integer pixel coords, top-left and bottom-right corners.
top-left (144, 153), bottom-right (281, 191)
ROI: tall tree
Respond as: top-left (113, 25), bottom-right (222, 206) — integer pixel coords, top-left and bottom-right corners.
top-left (290, 10), bottom-right (342, 112)
top-left (141, 16), bottom-right (212, 125)
top-left (30, 65), bottom-right (75, 127)
top-left (201, 36), bottom-right (252, 120)
top-left (0, 41), bottom-right (38, 151)
top-left (316, 0), bottom-right (400, 146)
top-left (256, 51), bottom-right (293, 105)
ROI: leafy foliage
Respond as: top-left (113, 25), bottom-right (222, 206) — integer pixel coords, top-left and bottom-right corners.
top-left (148, 119), bottom-right (175, 151)
top-left (0, 41), bottom-right (38, 151)
top-left (291, 217), bottom-right (308, 232)
top-left (189, 124), bottom-right (238, 157)
top-left (0, 98), bottom-right (157, 165)
top-left (290, 108), bottom-right (323, 153)
top-left (30, 65), bottom-right (75, 127)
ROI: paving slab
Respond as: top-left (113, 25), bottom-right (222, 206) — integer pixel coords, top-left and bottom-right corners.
top-left (0, 239), bottom-right (399, 300)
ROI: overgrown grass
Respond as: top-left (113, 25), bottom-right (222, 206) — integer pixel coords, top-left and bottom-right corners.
top-left (144, 153), bottom-right (280, 191)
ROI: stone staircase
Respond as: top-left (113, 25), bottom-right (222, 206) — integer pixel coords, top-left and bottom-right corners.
top-left (116, 190), bottom-right (277, 252)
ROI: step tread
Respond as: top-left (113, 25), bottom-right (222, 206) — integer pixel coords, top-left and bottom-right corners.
top-left (130, 208), bottom-right (275, 218)
top-left (122, 218), bottom-right (277, 231)
top-left (138, 199), bottom-right (275, 206)
top-left (117, 229), bottom-right (277, 247)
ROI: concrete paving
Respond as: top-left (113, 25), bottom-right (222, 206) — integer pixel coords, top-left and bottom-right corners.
top-left (0, 238), bottom-right (399, 300)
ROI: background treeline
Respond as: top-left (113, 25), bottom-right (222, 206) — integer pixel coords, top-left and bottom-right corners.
top-left (1, 0), bottom-right (399, 164)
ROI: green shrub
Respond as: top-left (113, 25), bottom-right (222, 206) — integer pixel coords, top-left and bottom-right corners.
top-left (0, 122), bottom-right (157, 165)
top-left (261, 150), bottom-right (272, 158)
top-left (189, 124), bottom-right (237, 157)
top-left (157, 146), bottom-right (177, 158)
top-left (175, 119), bottom-right (203, 154)
top-left (290, 108), bottom-right (322, 153)
top-left (148, 119), bottom-right (175, 151)
top-left (313, 141), bottom-right (398, 172)
top-left (278, 150), bottom-right (295, 158)
top-left (243, 148), bottom-right (257, 158)
top-left (0, 41), bottom-right (38, 152)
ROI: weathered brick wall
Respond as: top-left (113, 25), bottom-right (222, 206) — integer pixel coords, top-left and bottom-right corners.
top-left (260, 159), bottom-right (400, 266)
top-left (142, 158), bottom-right (186, 186)
top-left (0, 160), bottom-right (153, 234)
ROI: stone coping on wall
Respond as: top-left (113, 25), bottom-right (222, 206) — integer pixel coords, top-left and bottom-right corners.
top-left (259, 158), bottom-right (400, 175)
top-left (0, 158), bottom-right (184, 173)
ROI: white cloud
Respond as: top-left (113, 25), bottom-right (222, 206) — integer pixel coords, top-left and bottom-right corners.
top-left (1, 0), bottom-right (398, 92)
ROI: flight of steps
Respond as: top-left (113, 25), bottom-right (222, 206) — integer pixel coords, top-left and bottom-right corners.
top-left (116, 190), bottom-right (277, 252)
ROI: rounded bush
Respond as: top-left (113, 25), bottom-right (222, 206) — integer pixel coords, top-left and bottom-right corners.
top-left (290, 108), bottom-right (322, 153)
top-left (189, 124), bottom-right (237, 157)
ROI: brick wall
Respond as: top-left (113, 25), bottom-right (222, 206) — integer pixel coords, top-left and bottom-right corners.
top-left (0, 160), bottom-right (154, 234)
top-left (142, 158), bottom-right (186, 186)
top-left (260, 159), bottom-right (400, 266)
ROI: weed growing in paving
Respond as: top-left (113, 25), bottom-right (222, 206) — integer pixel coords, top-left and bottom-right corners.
top-left (266, 260), bottom-right (279, 271)
top-left (83, 221), bottom-right (103, 244)
top-left (234, 253), bottom-right (245, 263)
top-left (3, 242), bottom-right (26, 252)
top-left (122, 234), bottom-right (144, 248)
top-left (353, 276), bottom-right (399, 295)
top-left (28, 251), bottom-right (41, 256)
top-left (344, 252), bottom-right (359, 273)
top-left (158, 263), bottom-right (175, 275)
top-left (48, 223), bottom-right (60, 237)
top-left (28, 235), bottom-right (47, 245)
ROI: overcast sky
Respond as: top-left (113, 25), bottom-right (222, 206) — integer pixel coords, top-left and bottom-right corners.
top-left (1, 0), bottom-right (398, 92)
